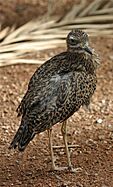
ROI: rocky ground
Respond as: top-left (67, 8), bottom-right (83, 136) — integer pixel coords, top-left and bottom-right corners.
top-left (0, 36), bottom-right (113, 187)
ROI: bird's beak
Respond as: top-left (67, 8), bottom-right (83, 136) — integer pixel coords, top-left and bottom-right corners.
top-left (84, 45), bottom-right (93, 55)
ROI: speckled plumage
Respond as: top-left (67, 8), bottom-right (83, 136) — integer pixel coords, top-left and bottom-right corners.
top-left (9, 29), bottom-right (99, 152)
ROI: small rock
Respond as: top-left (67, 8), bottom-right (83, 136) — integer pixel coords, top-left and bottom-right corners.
top-left (95, 118), bottom-right (103, 124)
top-left (59, 151), bottom-right (64, 155)
top-left (98, 135), bottom-right (105, 140)
top-left (76, 181), bottom-right (83, 187)
top-left (61, 183), bottom-right (68, 187)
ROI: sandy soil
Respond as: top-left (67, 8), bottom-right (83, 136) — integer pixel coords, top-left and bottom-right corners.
top-left (0, 36), bottom-right (113, 187)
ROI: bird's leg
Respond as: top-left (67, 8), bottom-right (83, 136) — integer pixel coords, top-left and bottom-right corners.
top-left (48, 128), bottom-right (68, 171)
top-left (61, 121), bottom-right (82, 173)
top-left (48, 128), bottom-right (56, 170)
top-left (48, 126), bottom-right (80, 172)
top-left (61, 120), bottom-right (73, 170)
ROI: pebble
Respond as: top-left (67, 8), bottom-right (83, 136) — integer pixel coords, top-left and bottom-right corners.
top-left (59, 151), bottom-right (64, 155)
top-left (96, 118), bottom-right (103, 124)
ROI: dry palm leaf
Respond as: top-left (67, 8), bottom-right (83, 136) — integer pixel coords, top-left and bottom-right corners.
top-left (0, 0), bottom-right (113, 67)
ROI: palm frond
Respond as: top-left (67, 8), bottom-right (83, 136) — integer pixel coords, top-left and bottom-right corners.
top-left (0, 0), bottom-right (113, 67)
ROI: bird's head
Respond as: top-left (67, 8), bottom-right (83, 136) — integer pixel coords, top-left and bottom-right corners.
top-left (66, 29), bottom-right (92, 54)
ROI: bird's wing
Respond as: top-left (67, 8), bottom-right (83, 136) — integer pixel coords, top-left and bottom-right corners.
top-left (25, 72), bottom-right (72, 115)
top-left (16, 53), bottom-right (69, 117)
top-left (9, 71), bottom-right (74, 151)
top-left (20, 71), bottom-right (75, 134)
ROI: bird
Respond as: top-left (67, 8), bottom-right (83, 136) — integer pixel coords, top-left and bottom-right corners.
top-left (9, 29), bottom-right (100, 172)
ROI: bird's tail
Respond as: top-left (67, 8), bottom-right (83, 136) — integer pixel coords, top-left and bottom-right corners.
top-left (9, 124), bottom-right (35, 151)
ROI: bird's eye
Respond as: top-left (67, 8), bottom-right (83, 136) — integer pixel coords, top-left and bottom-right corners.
top-left (70, 38), bottom-right (75, 43)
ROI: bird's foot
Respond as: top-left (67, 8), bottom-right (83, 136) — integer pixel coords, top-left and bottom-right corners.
top-left (68, 166), bottom-right (82, 173)
top-left (53, 144), bottom-right (79, 149)
top-left (50, 164), bottom-right (82, 173)
top-left (51, 166), bottom-right (68, 171)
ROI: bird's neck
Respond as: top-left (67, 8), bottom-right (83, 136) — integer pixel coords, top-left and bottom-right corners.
top-left (67, 47), bottom-right (85, 53)
top-left (66, 50), bottom-right (99, 74)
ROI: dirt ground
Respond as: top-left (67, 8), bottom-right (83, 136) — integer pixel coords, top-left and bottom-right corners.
top-left (0, 1), bottom-right (113, 186)
top-left (0, 35), bottom-right (113, 187)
